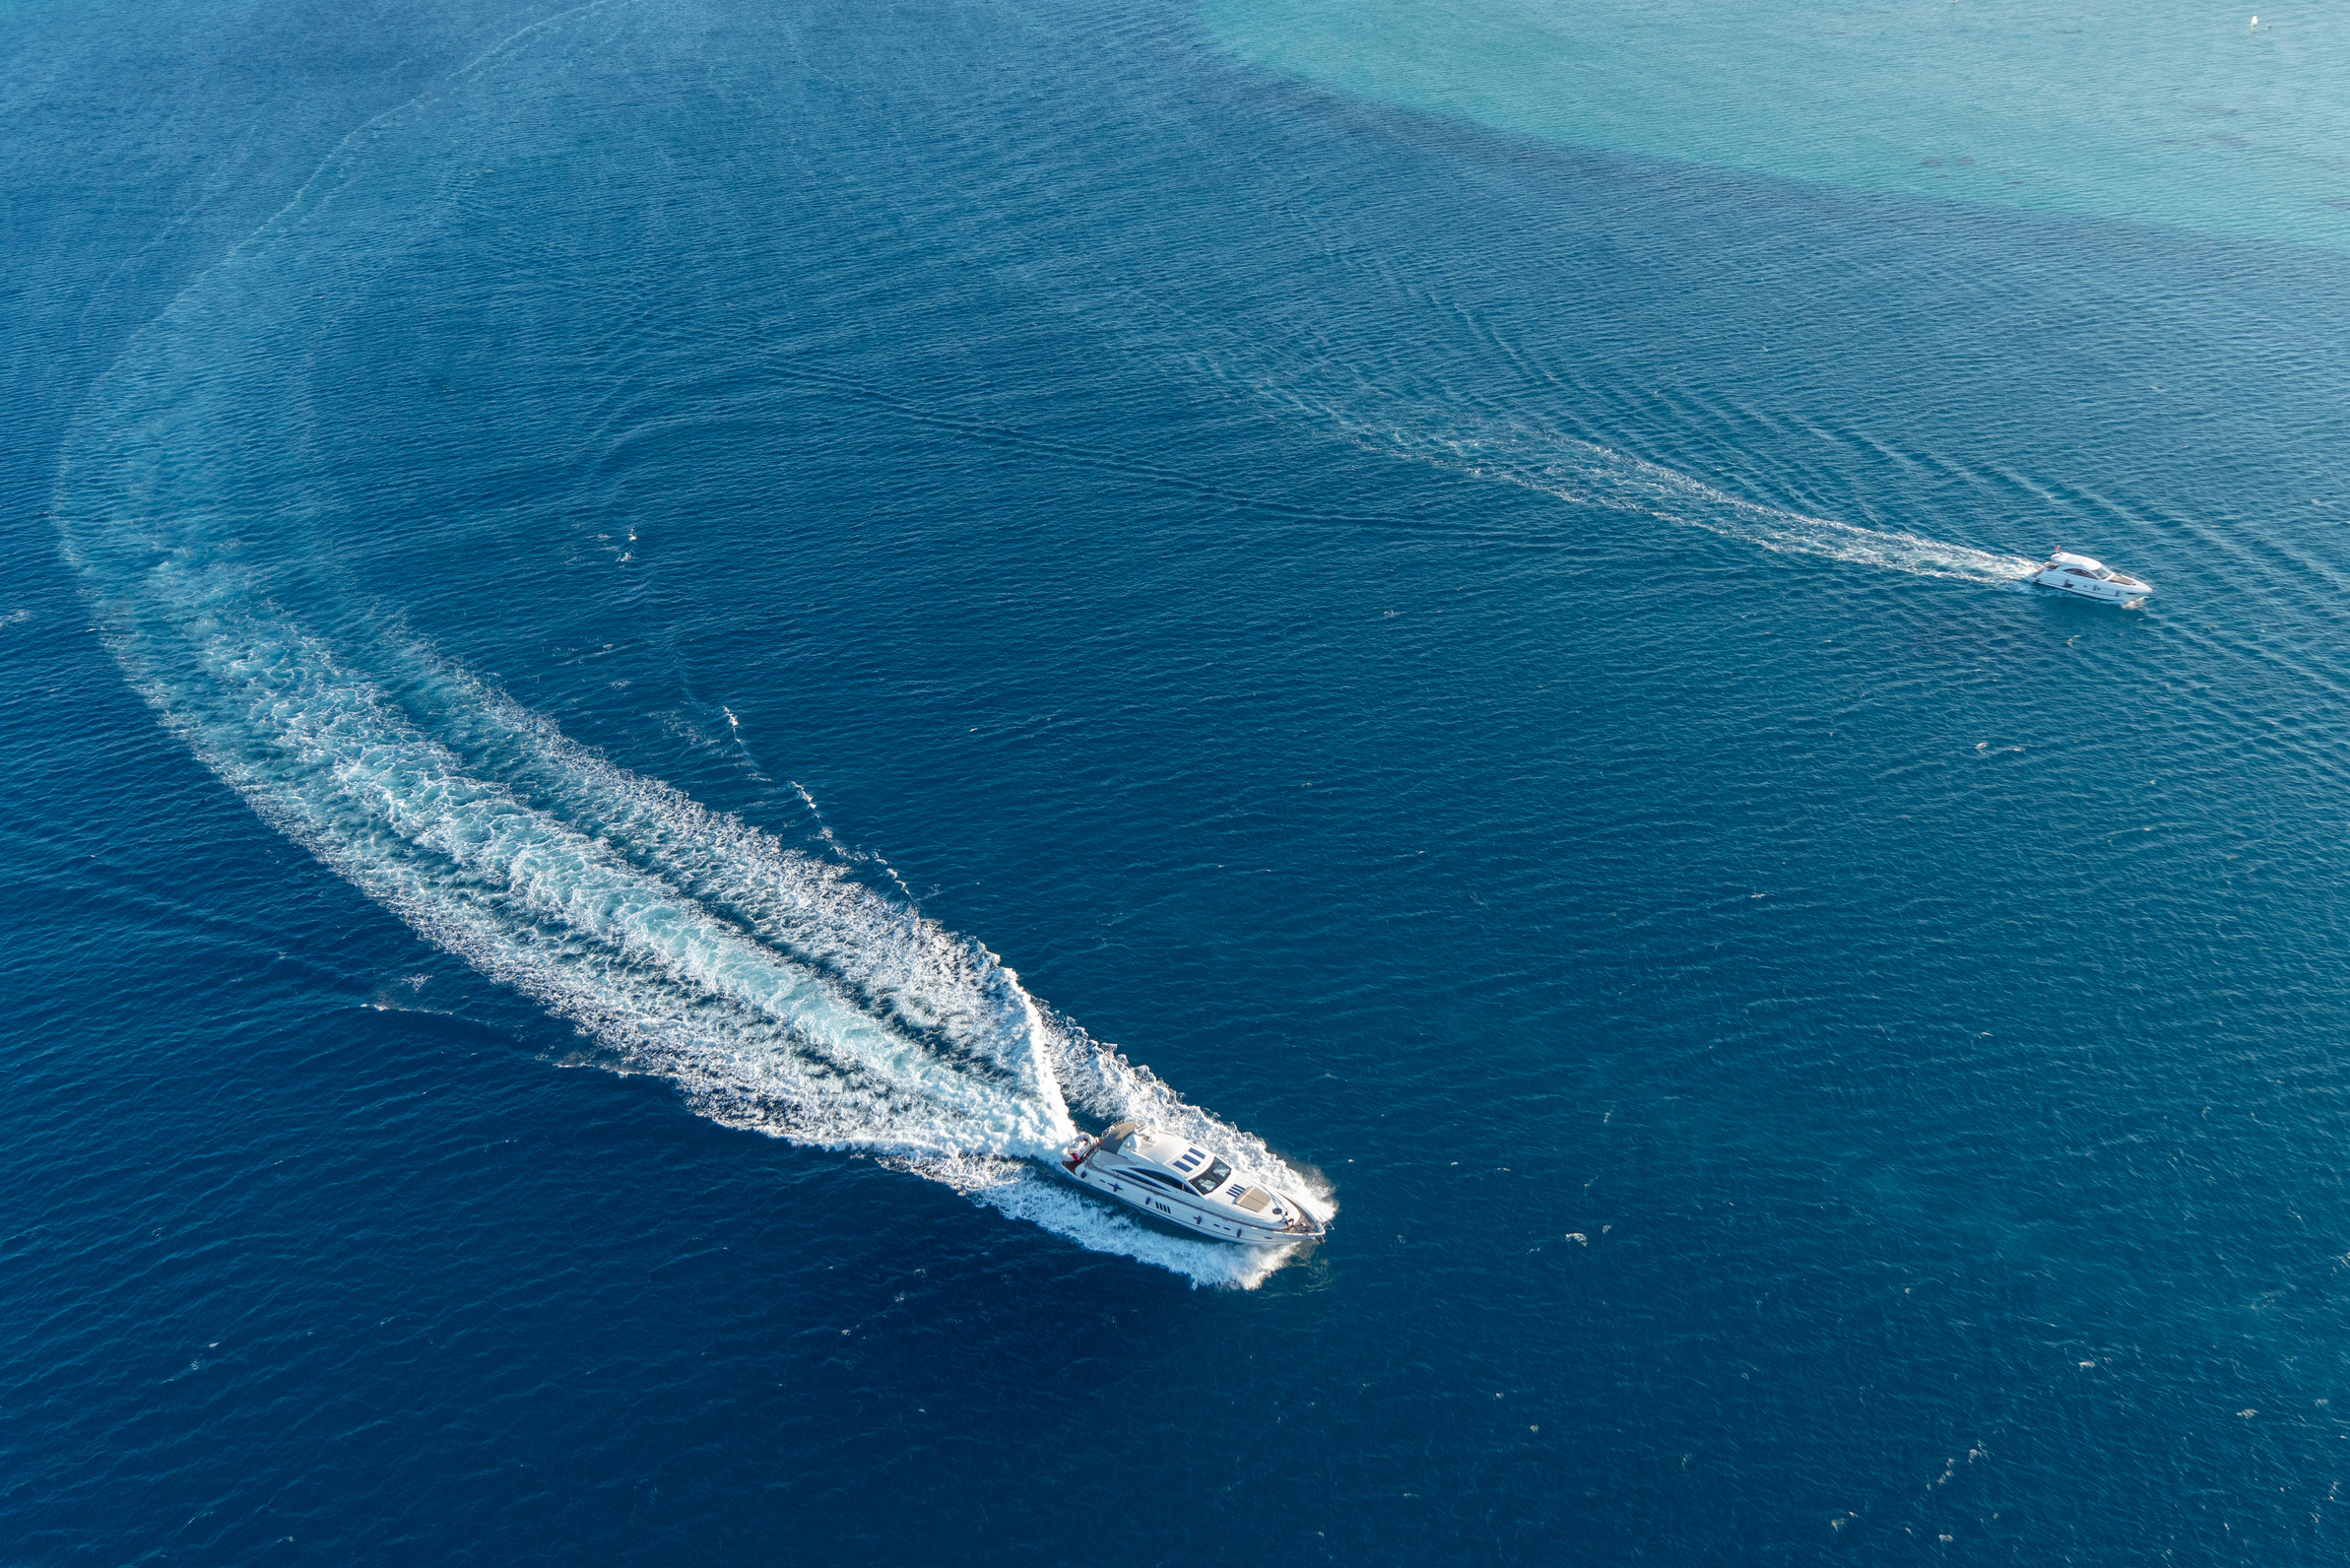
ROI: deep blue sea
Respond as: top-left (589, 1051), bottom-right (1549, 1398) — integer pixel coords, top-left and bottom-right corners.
top-left (7, 0), bottom-right (2350, 1560)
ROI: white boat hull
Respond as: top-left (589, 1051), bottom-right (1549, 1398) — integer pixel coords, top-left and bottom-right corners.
top-left (2033, 571), bottom-right (2149, 603)
top-left (2028, 552), bottom-right (2152, 603)
top-left (1057, 1139), bottom-right (1324, 1247)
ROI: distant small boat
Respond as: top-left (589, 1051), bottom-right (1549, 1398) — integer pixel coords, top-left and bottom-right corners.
top-left (2028, 550), bottom-right (2153, 604)
top-left (1060, 1121), bottom-right (1326, 1246)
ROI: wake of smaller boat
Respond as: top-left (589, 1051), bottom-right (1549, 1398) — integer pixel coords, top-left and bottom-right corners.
top-left (1056, 281), bottom-right (2038, 586)
top-left (1256, 377), bottom-right (2034, 584)
top-left (1383, 415), bottom-right (2041, 585)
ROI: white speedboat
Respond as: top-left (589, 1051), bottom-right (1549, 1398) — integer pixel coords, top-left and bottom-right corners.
top-left (1060, 1121), bottom-right (1326, 1246)
top-left (2029, 551), bottom-right (2153, 603)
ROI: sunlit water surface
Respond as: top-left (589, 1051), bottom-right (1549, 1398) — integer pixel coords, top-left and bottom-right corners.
top-left (5, 0), bottom-right (2349, 1561)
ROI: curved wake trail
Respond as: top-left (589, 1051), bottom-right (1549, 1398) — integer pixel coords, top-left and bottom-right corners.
top-left (47, 0), bottom-right (1354, 1285)
top-left (54, 313), bottom-right (1327, 1293)
top-left (51, 513), bottom-right (1325, 1281)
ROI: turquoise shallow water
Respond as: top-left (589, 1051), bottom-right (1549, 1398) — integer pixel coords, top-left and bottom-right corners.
top-left (7, 0), bottom-right (2350, 1560)
top-left (1207, 0), bottom-right (2350, 247)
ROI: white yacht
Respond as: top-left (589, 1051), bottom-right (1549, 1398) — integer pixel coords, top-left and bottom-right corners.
top-left (2029, 551), bottom-right (2153, 604)
top-left (1060, 1121), bottom-right (1327, 1246)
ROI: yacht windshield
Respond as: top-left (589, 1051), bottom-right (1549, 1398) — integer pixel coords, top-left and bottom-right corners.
top-left (1189, 1158), bottom-right (1232, 1195)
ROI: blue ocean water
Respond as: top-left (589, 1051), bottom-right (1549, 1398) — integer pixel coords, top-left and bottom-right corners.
top-left (6, 0), bottom-right (2350, 1560)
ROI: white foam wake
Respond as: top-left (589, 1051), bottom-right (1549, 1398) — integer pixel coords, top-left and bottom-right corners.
top-left (1368, 411), bottom-right (2038, 583)
top-left (54, 523), bottom-right (1327, 1282)
top-left (56, 394), bottom-right (1328, 1290)
top-left (1068, 281), bottom-right (2037, 584)
top-left (41, 0), bottom-right (1340, 1283)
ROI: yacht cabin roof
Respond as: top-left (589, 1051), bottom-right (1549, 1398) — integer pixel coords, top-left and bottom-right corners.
top-left (1124, 1129), bottom-right (1209, 1169)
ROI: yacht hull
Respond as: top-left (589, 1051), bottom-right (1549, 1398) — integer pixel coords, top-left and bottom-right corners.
top-left (2034, 572), bottom-right (2151, 603)
top-left (2027, 552), bottom-right (2152, 603)
top-left (1056, 1149), bottom-right (1321, 1247)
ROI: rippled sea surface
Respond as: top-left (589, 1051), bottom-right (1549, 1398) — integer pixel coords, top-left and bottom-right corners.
top-left (7, 0), bottom-right (2349, 1560)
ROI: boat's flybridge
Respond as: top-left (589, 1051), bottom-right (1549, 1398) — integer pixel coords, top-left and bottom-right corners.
top-left (1060, 1120), bottom-right (1326, 1246)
